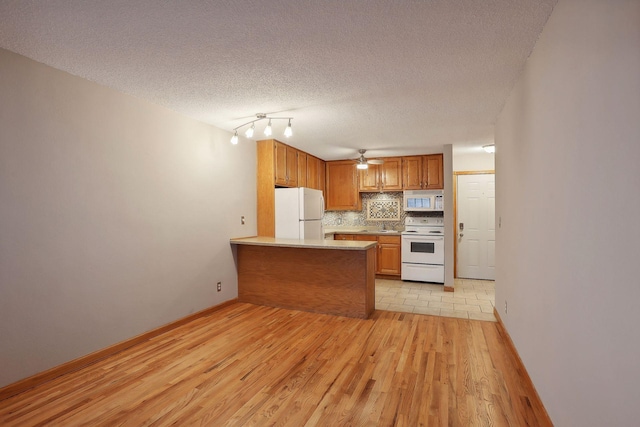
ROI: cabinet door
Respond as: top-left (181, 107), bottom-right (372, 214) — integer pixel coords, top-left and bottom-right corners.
top-left (297, 151), bottom-right (307, 188)
top-left (333, 234), bottom-right (352, 240)
top-left (377, 235), bottom-right (401, 275)
top-left (358, 164), bottom-right (380, 191)
top-left (306, 155), bottom-right (319, 189)
top-left (402, 156), bottom-right (423, 190)
top-left (378, 244), bottom-right (401, 275)
top-left (319, 159), bottom-right (326, 203)
top-left (286, 146), bottom-right (298, 187)
top-left (354, 235), bottom-right (377, 241)
top-left (381, 158), bottom-right (403, 191)
top-left (274, 142), bottom-right (288, 186)
top-left (325, 160), bottom-right (361, 211)
top-left (424, 154), bottom-right (444, 189)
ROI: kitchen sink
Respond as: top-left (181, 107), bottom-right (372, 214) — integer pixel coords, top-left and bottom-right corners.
top-left (378, 230), bottom-right (399, 233)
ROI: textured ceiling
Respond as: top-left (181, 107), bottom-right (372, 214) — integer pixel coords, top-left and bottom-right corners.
top-left (0, 0), bottom-right (556, 160)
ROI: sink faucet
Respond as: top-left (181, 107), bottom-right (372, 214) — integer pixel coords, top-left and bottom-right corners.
top-left (381, 223), bottom-right (387, 231)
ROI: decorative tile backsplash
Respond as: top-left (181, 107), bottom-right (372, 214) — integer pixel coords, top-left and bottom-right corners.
top-left (366, 199), bottom-right (400, 221)
top-left (323, 192), bottom-right (443, 230)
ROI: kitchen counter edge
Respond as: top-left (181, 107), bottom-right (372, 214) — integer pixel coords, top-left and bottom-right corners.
top-left (230, 236), bottom-right (377, 250)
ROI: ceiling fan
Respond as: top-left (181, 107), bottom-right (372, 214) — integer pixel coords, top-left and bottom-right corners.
top-left (356, 149), bottom-right (384, 169)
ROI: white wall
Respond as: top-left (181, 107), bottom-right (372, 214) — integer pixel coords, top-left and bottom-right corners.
top-left (453, 151), bottom-right (494, 172)
top-left (443, 145), bottom-right (454, 288)
top-left (0, 48), bottom-right (257, 387)
top-left (495, 0), bottom-right (640, 425)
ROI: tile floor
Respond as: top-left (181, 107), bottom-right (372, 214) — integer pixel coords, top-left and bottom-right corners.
top-left (376, 278), bottom-right (496, 321)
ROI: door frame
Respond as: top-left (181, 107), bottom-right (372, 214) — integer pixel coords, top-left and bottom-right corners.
top-left (453, 170), bottom-right (495, 279)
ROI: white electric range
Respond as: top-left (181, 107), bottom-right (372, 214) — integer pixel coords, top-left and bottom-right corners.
top-left (401, 217), bottom-right (445, 283)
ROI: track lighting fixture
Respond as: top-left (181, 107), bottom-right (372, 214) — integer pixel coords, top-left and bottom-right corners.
top-left (230, 113), bottom-right (293, 144)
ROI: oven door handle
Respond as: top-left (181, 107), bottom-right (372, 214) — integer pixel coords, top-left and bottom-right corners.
top-left (403, 237), bottom-right (444, 241)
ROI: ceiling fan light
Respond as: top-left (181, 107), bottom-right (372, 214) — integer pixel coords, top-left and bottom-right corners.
top-left (264, 119), bottom-right (272, 136)
top-left (357, 156), bottom-right (368, 169)
top-left (230, 131), bottom-right (239, 145)
top-left (245, 123), bottom-right (255, 138)
top-left (284, 119), bottom-right (292, 137)
top-left (483, 144), bottom-right (495, 153)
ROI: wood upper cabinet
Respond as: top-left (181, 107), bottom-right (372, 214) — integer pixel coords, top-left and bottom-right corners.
top-left (402, 156), bottom-right (423, 189)
top-left (381, 158), bottom-right (403, 191)
top-left (318, 159), bottom-right (326, 197)
top-left (325, 160), bottom-right (361, 211)
top-left (297, 151), bottom-right (307, 188)
top-left (358, 157), bottom-right (403, 192)
top-left (306, 154), bottom-right (326, 194)
top-left (358, 164), bottom-right (381, 191)
top-left (402, 154), bottom-right (444, 190)
top-left (274, 141), bottom-right (298, 187)
top-left (423, 154), bottom-right (444, 189)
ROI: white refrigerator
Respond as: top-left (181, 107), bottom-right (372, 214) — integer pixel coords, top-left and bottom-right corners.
top-left (275, 187), bottom-right (325, 239)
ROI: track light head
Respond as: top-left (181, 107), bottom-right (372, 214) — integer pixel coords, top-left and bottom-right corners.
top-left (245, 123), bottom-right (255, 138)
top-left (284, 119), bottom-right (292, 137)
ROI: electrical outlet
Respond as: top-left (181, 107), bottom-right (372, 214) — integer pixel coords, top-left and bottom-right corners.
top-left (504, 300), bottom-right (508, 314)
top-left (241, 216), bottom-right (245, 225)
top-left (217, 282), bottom-right (222, 292)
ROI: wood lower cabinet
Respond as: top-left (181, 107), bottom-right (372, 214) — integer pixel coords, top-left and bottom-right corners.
top-left (333, 234), bottom-right (354, 241)
top-left (354, 235), bottom-right (377, 242)
top-left (377, 235), bottom-right (401, 275)
top-left (331, 234), bottom-right (401, 276)
top-left (325, 160), bottom-right (361, 211)
top-left (402, 154), bottom-right (444, 190)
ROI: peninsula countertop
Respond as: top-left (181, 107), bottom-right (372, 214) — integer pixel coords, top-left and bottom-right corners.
top-left (230, 236), bottom-right (377, 250)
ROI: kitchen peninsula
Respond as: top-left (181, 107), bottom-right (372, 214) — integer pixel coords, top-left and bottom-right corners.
top-left (230, 237), bottom-right (376, 319)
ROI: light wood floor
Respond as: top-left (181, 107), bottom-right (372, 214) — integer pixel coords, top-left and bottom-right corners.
top-left (0, 303), bottom-right (551, 426)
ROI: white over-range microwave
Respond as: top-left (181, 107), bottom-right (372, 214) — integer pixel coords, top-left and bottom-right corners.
top-left (403, 190), bottom-right (444, 211)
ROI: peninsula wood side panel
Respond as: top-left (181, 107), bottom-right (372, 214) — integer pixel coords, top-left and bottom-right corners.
top-left (236, 245), bottom-right (375, 318)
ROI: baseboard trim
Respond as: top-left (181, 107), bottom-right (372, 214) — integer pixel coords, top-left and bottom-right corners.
top-left (0, 299), bottom-right (239, 401)
top-left (493, 308), bottom-right (553, 425)
top-left (444, 285), bottom-right (454, 292)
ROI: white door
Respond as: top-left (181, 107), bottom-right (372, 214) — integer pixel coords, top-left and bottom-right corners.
top-left (457, 174), bottom-right (495, 280)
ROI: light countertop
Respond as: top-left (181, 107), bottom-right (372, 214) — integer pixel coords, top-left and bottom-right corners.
top-left (230, 236), bottom-right (377, 250)
top-left (324, 227), bottom-right (404, 236)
